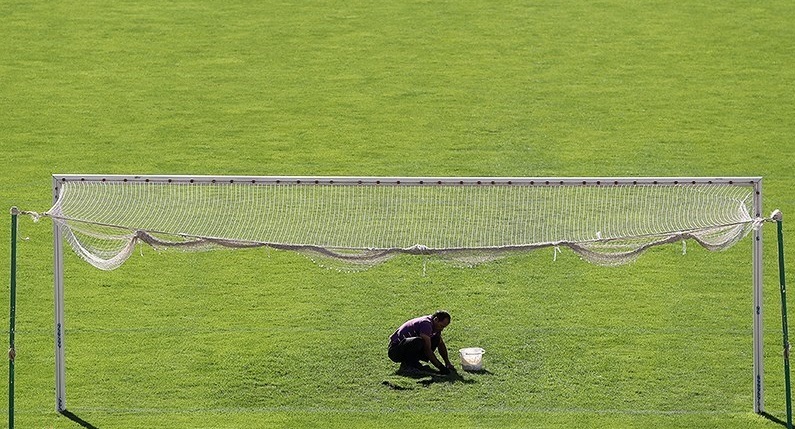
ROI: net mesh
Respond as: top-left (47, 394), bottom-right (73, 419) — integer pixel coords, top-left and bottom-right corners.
top-left (44, 178), bottom-right (758, 270)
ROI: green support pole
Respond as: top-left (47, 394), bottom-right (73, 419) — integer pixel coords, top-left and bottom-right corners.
top-left (774, 210), bottom-right (792, 429)
top-left (9, 207), bottom-right (18, 429)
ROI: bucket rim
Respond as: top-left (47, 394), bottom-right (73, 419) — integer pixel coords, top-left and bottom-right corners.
top-left (459, 347), bottom-right (485, 355)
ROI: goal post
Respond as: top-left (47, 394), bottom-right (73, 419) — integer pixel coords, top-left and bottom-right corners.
top-left (754, 180), bottom-right (764, 414)
top-left (52, 176), bottom-right (67, 412)
top-left (45, 175), bottom-right (767, 414)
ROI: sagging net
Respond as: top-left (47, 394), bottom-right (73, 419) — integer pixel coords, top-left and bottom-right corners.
top-left (42, 178), bottom-right (758, 270)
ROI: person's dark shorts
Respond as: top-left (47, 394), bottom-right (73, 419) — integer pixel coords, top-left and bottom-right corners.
top-left (387, 336), bottom-right (440, 364)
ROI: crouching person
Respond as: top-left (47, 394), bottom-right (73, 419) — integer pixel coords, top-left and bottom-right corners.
top-left (388, 310), bottom-right (455, 375)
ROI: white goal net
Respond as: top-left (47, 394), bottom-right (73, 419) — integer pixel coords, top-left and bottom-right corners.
top-left (43, 176), bottom-right (759, 270)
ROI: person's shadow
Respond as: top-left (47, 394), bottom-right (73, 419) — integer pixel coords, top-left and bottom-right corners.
top-left (417, 369), bottom-right (479, 386)
top-left (395, 366), bottom-right (490, 386)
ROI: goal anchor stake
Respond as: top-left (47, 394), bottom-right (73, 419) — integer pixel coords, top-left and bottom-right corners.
top-left (773, 209), bottom-right (792, 429)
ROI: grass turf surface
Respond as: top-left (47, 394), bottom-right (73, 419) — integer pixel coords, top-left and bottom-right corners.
top-left (1, 0), bottom-right (794, 427)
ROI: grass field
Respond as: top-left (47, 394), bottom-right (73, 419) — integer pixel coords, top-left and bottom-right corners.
top-left (1, 1), bottom-right (794, 428)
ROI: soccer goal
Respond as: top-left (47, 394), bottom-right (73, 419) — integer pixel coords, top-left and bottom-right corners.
top-left (6, 175), bottom-right (790, 425)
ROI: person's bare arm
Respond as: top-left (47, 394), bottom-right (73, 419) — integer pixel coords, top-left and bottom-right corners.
top-left (420, 333), bottom-right (444, 369)
top-left (438, 337), bottom-right (454, 370)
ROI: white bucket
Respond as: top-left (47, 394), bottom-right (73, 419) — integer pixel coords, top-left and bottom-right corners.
top-left (459, 347), bottom-right (485, 371)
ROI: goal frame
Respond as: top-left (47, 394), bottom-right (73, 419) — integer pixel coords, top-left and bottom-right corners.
top-left (49, 174), bottom-right (765, 413)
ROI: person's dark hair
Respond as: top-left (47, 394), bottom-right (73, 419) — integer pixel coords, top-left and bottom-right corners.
top-left (432, 310), bottom-right (451, 323)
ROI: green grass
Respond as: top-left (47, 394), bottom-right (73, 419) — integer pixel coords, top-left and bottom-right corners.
top-left (1, 0), bottom-right (794, 427)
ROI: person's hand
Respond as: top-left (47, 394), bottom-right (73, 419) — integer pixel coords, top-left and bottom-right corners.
top-left (446, 362), bottom-right (456, 371)
top-left (438, 366), bottom-right (450, 375)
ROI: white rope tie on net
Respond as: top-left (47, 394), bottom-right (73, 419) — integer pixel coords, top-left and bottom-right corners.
top-left (18, 210), bottom-right (43, 222)
top-left (409, 244), bottom-right (430, 254)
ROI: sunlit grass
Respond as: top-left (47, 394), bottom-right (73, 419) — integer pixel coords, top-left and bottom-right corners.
top-left (1, 0), bottom-right (793, 427)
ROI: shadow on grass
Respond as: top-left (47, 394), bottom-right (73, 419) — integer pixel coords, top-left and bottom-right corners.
top-left (390, 366), bottom-right (491, 386)
top-left (61, 410), bottom-right (101, 429)
top-left (760, 411), bottom-right (789, 428)
top-left (416, 370), bottom-right (477, 386)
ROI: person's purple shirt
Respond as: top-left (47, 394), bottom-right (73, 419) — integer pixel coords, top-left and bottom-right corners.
top-left (389, 315), bottom-right (438, 345)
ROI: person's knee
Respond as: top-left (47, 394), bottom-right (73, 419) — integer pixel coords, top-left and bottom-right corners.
top-left (386, 343), bottom-right (403, 363)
